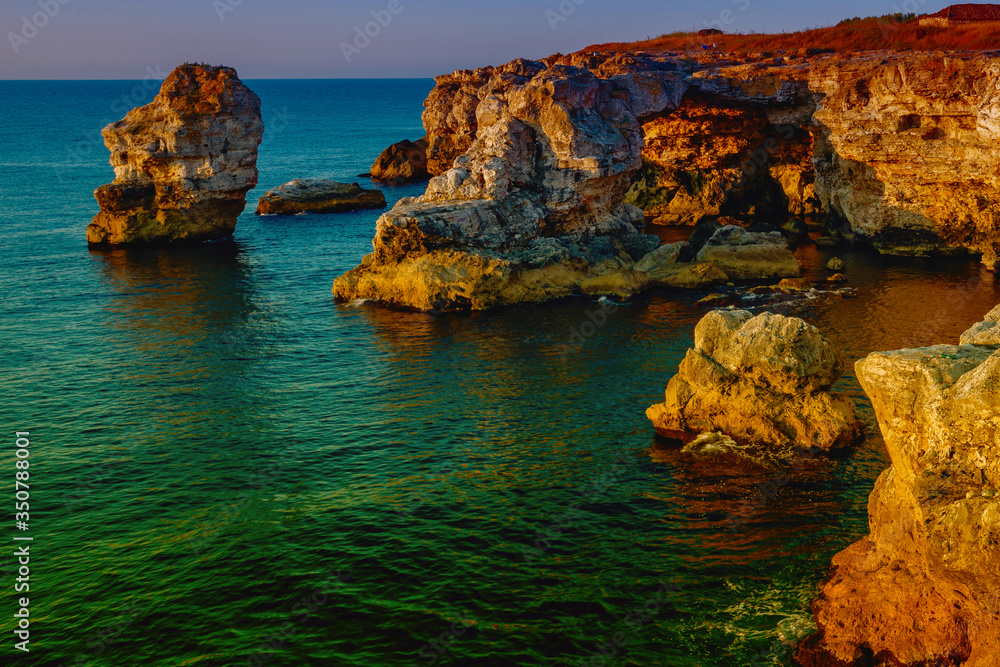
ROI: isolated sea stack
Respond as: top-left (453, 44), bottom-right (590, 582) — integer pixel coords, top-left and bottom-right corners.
top-left (796, 306), bottom-right (1000, 666)
top-left (87, 64), bottom-right (264, 247)
top-left (369, 138), bottom-right (430, 184)
top-left (647, 309), bottom-right (861, 453)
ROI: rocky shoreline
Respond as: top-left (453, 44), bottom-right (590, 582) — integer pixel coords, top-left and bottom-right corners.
top-left (794, 306), bottom-right (1000, 667)
top-left (335, 48), bottom-right (1000, 311)
top-left (86, 52), bottom-right (1000, 666)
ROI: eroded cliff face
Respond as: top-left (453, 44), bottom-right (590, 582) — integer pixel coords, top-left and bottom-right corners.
top-left (626, 93), bottom-right (820, 225)
top-left (334, 55), bottom-right (694, 310)
top-left (810, 53), bottom-right (1000, 264)
top-left (795, 306), bottom-right (1000, 667)
top-left (88, 64), bottom-right (263, 246)
top-left (344, 50), bottom-right (1000, 309)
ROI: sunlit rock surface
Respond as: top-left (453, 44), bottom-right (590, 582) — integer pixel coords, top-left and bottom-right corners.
top-left (335, 55), bottom-right (690, 310)
top-left (694, 226), bottom-right (800, 280)
top-left (88, 64), bottom-right (263, 246)
top-left (796, 304), bottom-right (1000, 667)
top-left (646, 309), bottom-right (861, 453)
top-left (357, 50), bottom-right (1000, 307)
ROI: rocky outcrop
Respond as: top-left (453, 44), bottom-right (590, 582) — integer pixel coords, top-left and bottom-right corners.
top-left (413, 51), bottom-right (1000, 257)
top-left (809, 53), bottom-right (1000, 264)
top-left (349, 50), bottom-right (1000, 309)
top-left (88, 64), bottom-right (263, 246)
top-left (695, 226), bottom-right (800, 279)
top-left (959, 304), bottom-right (1000, 346)
top-left (646, 309), bottom-right (862, 453)
top-left (795, 306), bottom-right (1000, 666)
top-left (369, 138), bottom-right (430, 184)
top-left (255, 179), bottom-right (385, 215)
top-left (335, 55), bottom-right (694, 310)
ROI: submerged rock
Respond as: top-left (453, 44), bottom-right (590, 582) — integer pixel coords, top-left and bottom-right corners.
top-left (255, 179), bottom-right (386, 215)
top-left (695, 226), bottom-right (801, 280)
top-left (88, 64), bottom-right (263, 246)
top-left (646, 309), bottom-right (861, 452)
top-left (369, 138), bottom-right (430, 184)
top-left (797, 306), bottom-right (1000, 666)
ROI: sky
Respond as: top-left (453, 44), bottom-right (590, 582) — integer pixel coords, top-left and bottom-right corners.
top-left (0, 0), bottom-right (949, 79)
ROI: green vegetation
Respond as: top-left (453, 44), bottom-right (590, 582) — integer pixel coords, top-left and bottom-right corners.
top-left (837, 13), bottom-right (917, 26)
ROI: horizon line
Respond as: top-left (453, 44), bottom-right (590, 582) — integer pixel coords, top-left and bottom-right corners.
top-left (0, 76), bottom-right (440, 82)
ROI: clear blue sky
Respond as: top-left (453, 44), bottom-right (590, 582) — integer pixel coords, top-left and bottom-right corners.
top-left (0, 0), bottom-right (949, 79)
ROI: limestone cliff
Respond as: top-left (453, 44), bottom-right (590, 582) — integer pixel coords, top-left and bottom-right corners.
top-left (362, 49), bottom-right (1000, 295)
top-left (334, 55), bottom-right (694, 310)
top-left (809, 53), bottom-right (1000, 264)
top-left (88, 64), bottom-right (263, 246)
top-left (795, 306), bottom-right (1000, 666)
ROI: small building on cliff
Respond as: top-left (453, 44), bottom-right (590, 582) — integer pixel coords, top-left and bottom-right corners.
top-left (919, 3), bottom-right (1000, 27)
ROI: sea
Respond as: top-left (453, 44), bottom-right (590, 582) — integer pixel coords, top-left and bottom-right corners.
top-left (1, 78), bottom-right (998, 667)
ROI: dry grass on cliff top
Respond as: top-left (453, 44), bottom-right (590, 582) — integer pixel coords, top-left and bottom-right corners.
top-left (583, 16), bottom-right (1000, 54)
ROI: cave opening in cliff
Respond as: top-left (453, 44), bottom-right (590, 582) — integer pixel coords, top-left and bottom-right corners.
top-left (625, 92), bottom-right (820, 230)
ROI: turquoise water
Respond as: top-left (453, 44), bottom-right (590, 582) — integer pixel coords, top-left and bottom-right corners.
top-left (1, 79), bottom-right (999, 667)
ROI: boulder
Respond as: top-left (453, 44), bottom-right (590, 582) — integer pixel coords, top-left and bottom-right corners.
top-left (255, 180), bottom-right (386, 215)
top-left (777, 277), bottom-right (811, 292)
top-left (646, 309), bottom-right (861, 452)
top-left (959, 304), bottom-right (1000, 347)
top-left (796, 315), bottom-right (1000, 665)
top-left (634, 242), bottom-right (692, 272)
top-left (370, 138), bottom-right (430, 184)
top-left (695, 226), bottom-right (801, 280)
top-left (782, 218), bottom-right (811, 238)
top-left (88, 64), bottom-right (263, 246)
top-left (826, 257), bottom-right (845, 271)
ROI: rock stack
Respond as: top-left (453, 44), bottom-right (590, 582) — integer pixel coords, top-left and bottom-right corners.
top-left (796, 305), bottom-right (1000, 666)
top-left (647, 309), bottom-right (861, 453)
top-left (88, 64), bottom-right (264, 246)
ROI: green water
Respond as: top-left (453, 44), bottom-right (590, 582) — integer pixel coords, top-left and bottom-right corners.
top-left (2, 79), bottom-right (999, 666)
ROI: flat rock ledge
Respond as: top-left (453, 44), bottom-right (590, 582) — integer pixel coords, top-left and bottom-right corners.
top-left (333, 224), bottom-right (799, 312)
top-left (255, 179), bottom-right (386, 215)
top-left (647, 309), bottom-right (861, 454)
top-left (795, 304), bottom-right (1000, 667)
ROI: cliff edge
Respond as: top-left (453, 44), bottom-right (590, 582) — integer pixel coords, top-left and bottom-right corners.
top-left (795, 306), bottom-right (1000, 666)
